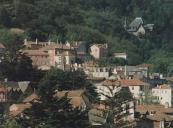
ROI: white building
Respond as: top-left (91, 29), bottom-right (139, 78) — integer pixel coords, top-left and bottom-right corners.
top-left (95, 78), bottom-right (135, 119)
top-left (152, 84), bottom-right (173, 108)
top-left (84, 67), bottom-right (110, 79)
top-left (113, 52), bottom-right (127, 60)
top-left (119, 79), bottom-right (149, 100)
top-left (96, 79), bottom-right (121, 100)
top-left (90, 44), bottom-right (108, 59)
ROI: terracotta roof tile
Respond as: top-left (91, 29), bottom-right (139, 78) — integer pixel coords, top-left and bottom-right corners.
top-left (23, 93), bottom-right (39, 103)
top-left (136, 104), bottom-right (173, 114)
top-left (56, 90), bottom-right (85, 107)
top-left (0, 87), bottom-right (6, 92)
top-left (147, 113), bottom-right (173, 121)
top-left (0, 43), bottom-right (5, 49)
top-left (22, 50), bottom-right (49, 56)
top-left (102, 79), bottom-right (120, 86)
top-left (9, 103), bottom-right (32, 117)
top-left (119, 79), bottom-right (147, 86)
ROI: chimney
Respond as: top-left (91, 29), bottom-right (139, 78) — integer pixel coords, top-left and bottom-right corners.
top-left (48, 40), bottom-right (51, 45)
top-left (4, 78), bottom-right (8, 83)
top-left (36, 38), bottom-right (38, 45)
top-left (24, 39), bottom-right (27, 45)
top-left (105, 43), bottom-right (108, 48)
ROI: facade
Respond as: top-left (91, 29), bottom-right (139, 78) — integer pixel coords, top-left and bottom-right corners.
top-left (95, 78), bottom-right (135, 120)
top-left (84, 66), bottom-right (110, 79)
top-left (90, 44), bottom-right (108, 59)
top-left (23, 42), bottom-right (76, 70)
top-left (119, 78), bottom-right (149, 100)
top-left (66, 41), bottom-right (89, 61)
top-left (127, 17), bottom-right (154, 36)
top-left (113, 52), bottom-right (127, 60)
top-left (96, 79), bottom-right (121, 100)
top-left (127, 17), bottom-right (145, 36)
top-left (0, 86), bottom-right (6, 102)
top-left (22, 49), bottom-right (50, 70)
top-left (0, 43), bottom-right (5, 61)
top-left (152, 84), bottom-right (173, 107)
top-left (40, 43), bottom-right (76, 70)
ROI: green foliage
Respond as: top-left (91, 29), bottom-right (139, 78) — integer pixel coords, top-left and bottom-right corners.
top-left (37, 67), bottom-right (99, 103)
top-left (0, 116), bottom-right (21, 128)
top-left (102, 87), bottom-right (134, 128)
top-left (21, 68), bottom-right (91, 128)
top-left (96, 57), bottom-right (127, 66)
top-left (148, 50), bottom-right (173, 76)
top-left (0, 0), bottom-right (173, 71)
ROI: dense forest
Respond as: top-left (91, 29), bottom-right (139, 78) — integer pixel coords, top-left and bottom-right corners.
top-left (0, 0), bottom-right (173, 74)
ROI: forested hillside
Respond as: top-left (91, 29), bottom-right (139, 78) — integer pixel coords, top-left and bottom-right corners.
top-left (0, 0), bottom-right (173, 73)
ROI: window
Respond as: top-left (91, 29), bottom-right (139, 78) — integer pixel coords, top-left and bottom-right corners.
top-left (100, 68), bottom-right (103, 72)
top-left (139, 86), bottom-right (143, 91)
top-left (131, 87), bottom-right (134, 90)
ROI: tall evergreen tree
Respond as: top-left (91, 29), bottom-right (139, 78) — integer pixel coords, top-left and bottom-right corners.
top-left (21, 68), bottom-right (90, 128)
top-left (100, 85), bottom-right (134, 128)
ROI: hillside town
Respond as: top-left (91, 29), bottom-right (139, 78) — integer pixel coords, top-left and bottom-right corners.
top-left (0, 0), bottom-right (173, 128)
top-left (0, 39), bottom-right (173, 128)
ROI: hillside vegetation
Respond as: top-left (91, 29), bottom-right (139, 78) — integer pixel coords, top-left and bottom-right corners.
top-left (0, 0), bottom-right (173, 74)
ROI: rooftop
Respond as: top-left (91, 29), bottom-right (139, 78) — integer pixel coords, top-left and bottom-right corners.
top-left (56, 90), bottom-right (86, 107)
top-left (129, 17), bottom-right (143, 28)
top-left (23, 93), bottom-right (39, 103)
top-left (22, 50), bottom-right (49, 56)
top-left (0, 43), bottom-right (5, 49)
top-left (114, 52), bottom-right (127, 56)
top-left (90, 43), bottom-right (107, 49)
top-left (40, 43), bottom-right (73, 50)
top-left (119, 79), bottom-right (147, 86)
top-left (9, 103), bottom-right (32, 117)
top-left (102, 79), bottom-right (120, 87)
top-left (153, 84), bottom-right (172, 89)
top-left (136, 104), bottom-right (173, 114)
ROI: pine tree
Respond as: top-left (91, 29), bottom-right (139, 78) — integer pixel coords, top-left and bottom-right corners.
top-left (100, 85), bottom-right (135, 128)
top-left (21, 67), bottom-right (90, 128)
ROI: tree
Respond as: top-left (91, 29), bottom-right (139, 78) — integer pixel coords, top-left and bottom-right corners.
top-left (21, 68), bottom-right (90, 128)
top-left (99, 85), bottom-right (134, 128)
top-left (0, 116), bottom-right (21, 128)
top-left (0, 8), bottom-right (11, 27)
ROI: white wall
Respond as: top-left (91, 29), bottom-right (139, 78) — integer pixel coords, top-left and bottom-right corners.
top-left (128, 86), bottom-right (142, 99)
top-left (90, 45), bottom-right (100, 59)
top-left (152, 88), bottom-right (172, 107)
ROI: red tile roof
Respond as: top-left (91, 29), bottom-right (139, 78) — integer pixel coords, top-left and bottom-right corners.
top-left (22, 50), bottom-right (49, 56)
top-left (136, 104), bottom-right (173, 114)
top-left (119, 79), bottom-right (147, 86)
top-left (102, 79), bottom-right (120, 86)
top-left (0, 87), bottom-right (6, 92)
top-left (0, 43), bottom-right (5, 49)
top-left (23, 93), bottom-right (39, 103)
top-left (9, 103), bottom-right (32, 117)
top-left (56, 90), bottom-right (85, 107)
